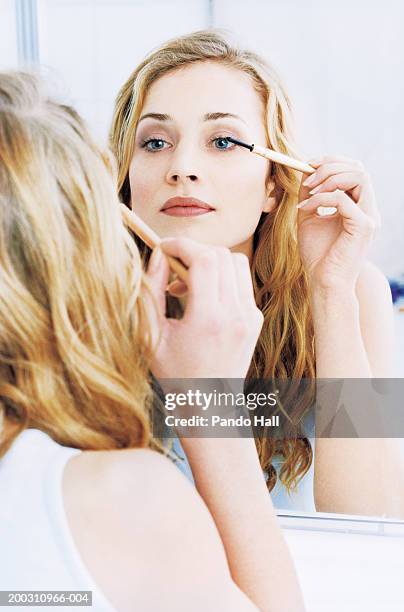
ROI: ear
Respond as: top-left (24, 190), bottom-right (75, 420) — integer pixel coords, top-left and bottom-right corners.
top-left (262, 179), bottom-right (277, 213)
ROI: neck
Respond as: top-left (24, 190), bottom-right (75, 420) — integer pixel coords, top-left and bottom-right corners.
top-left (230, 236), bottom-right (254, 265)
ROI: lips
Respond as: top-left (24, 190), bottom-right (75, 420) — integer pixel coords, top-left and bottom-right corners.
top-left (161, 196), bottom-right (215, 217)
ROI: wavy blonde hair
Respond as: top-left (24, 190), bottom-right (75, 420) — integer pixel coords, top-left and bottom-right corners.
top-left (0, 71), bottom-right (155, 458)
top-left (110, 30), bottom-right (316, 492)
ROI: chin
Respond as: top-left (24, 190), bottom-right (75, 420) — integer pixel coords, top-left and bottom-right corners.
top-left (156, 221), bottom-right (213, 242)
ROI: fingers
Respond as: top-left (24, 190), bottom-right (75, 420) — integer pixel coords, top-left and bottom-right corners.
top-left (297, 190), bottom-right (378, 237)
top-left (160, 237), bottom-right (219, 318)
top-left (300, 156), bottom-right (380, 221)
top-left (160, 238), bottom-right (260, 323)
top-left (160, 236), bottom-right (209, 267)
top-left (144, 247), bottom-right (170, 347)
top-left (146, 247), bottom-right (170, 315)
top-left (221, 250), bottom-right (263, 337)
top-left (218, 250), bottom-right (262, 333)
top-left (163, 242), bottom-right (237, 302)
top-left (303, 163), bottom-right (364, 192)
top-left (216, 247), bottom-right (240, 305)
top-left (305, 172), bottom-right (364, 196)
top-left (233, 253), bottom-right (257, 310)
top-left (307, 154), bottom-right (360, 167)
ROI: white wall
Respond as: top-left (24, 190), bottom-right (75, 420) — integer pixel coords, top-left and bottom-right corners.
top-left (0, 0), bottom-right (18, 68)
top-left (36, 0), bottom-right (211, 138)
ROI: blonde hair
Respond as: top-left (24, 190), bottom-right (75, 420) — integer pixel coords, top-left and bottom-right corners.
top-left (0, 71), bottom-right (155, 458)
top-left (110, 30), bottom-right (315, 492)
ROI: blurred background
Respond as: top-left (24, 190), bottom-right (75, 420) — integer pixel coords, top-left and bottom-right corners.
top-left (1, 0), bottom-right (404, 373)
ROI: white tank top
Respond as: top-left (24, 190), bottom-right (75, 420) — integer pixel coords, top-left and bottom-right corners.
top-left (0, 428), bottom-right (116, 611)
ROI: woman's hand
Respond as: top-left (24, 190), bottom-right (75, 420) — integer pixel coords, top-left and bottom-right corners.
top-left (297, 155), bottom-right (381, 292)
top-left (145, 237), bottom-right (263, 379)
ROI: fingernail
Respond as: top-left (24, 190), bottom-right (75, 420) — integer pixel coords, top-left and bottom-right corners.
top-left (296, 199), bottom-right (309, 209)
top-left (148, 247), bottom-right (163, 273)
top-left (166, 280), bottom-right (188, 297)
top-left (166, 280), bottom-right (176, 294)
top-left (303, 174), bottom-right (316, 187)
top-left (317, 206), bottom-right (337, 217)
top-left (309, 185), bottom-right (321, 195)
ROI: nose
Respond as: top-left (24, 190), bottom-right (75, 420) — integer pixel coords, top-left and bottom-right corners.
top-left (167, 172), bottom-right (198, 184)
top-left (165, 145), bottom-right (200, 185)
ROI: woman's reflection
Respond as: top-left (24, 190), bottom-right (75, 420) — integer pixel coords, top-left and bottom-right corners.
top-left (110, 30), bottom-right (403, 518)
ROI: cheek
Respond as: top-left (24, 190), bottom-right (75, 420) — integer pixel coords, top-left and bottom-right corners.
top-left (220, 157), bottom-right (267, 212)
top-left (129, 160), bottom-right (159, 207)
top-left (247, 156), bottom-right (268, 194)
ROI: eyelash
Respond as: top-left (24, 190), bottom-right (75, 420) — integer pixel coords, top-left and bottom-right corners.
top-left (140, 136), bottom-right (237, 152)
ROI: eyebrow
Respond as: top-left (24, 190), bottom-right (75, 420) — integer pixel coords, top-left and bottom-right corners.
top-left (138, 111), bottom-right (247, 125)
top-left (203, 112), bottom-right (247, 125)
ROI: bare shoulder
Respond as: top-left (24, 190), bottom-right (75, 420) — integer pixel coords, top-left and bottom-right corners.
top-left (64, 446), bottom-right (208, 538)
top-left (356, 260), bottom-right (394, 376)
top-left (63, 447), bottom-right (256, 612)
top-left (64, 445), bottom-right (190, 500)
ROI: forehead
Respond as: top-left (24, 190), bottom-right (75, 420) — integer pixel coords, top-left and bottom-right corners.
top-left (141, 61), bottom-right (264, 121)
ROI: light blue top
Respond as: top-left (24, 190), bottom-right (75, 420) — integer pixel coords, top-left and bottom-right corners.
top-left (170, 410), bottom-right (316, 513)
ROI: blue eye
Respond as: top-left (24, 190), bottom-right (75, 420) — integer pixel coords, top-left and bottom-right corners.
top-left (213, 137), bottom-right (233, 150)
top-left (142, 138), bottom-right (169, 151)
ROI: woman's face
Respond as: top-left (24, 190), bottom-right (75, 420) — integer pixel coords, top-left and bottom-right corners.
top-left (129, 61), bottom-right (275, 258)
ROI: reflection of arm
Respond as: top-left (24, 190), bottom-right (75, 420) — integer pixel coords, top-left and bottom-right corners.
top-left (312, 261), bottom-right (404, 518)
top-left (63, 448), bottom-right (258, 611)
top-left (180, 436), bottom-right (306, 612)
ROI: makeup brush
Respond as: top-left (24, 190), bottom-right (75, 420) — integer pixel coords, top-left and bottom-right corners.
top-left (225, 137), bottom-right (315, 175)
top-left (120, 204), bottom-right (189, 283)
top-left (226, 137), bottom-right (340, 216)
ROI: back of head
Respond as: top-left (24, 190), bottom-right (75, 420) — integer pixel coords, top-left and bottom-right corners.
top-left (0, 71), bottom-right (152, 456)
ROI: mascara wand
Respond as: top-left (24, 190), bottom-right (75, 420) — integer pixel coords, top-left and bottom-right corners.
top-left (225, 137), bottom-right (315, 175)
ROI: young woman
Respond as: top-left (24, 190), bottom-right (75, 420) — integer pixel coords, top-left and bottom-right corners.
top-left (0, 72), bottom-right (305, 612)
top-left (110, 29), bottom-right (404, 518)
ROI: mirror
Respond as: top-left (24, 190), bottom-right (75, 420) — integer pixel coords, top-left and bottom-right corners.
top-left (2, 0), bottom-right (403, 520)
